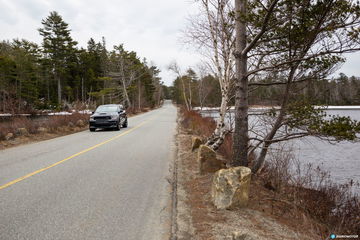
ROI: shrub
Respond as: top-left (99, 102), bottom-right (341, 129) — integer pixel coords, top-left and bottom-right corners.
top-left (261, 148), bottom-right (360, 236)
top-left (0, 113), bottom-right (90, 140)
top-left (180, 108), bottom-right (216, 137)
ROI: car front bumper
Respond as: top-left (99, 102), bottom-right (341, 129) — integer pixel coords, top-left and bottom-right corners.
top-left (89, 121), bottom-right (118, 129)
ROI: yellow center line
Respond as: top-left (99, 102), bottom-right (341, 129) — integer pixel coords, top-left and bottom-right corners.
top-left (0, 119), bottom-right (151, 191)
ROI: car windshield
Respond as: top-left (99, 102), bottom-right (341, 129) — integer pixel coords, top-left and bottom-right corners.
top-left (95, 106), bottom-right (118, 113)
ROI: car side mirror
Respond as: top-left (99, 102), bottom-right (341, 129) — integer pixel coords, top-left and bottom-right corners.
top-left (92, 111), bottom-right (95, 114)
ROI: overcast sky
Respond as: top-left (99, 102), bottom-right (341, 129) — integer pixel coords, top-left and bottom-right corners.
top-left (0, 0), bottom-right (359, 86)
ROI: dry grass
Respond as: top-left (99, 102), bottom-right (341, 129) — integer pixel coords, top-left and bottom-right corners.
top-left (260, 150), bottom-right (360, 237)
top-left (179, 108), bottom-right (234, 162)
top-left (180, 108), bottom-right (216, 137)
top-left (0, 113), bottom-right (89, 140)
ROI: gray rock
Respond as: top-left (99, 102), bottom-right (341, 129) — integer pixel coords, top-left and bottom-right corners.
top-left (191, 136), bottom-right (202, 151)
top-left (16, 128), bottom-right (29, 136)
top-left (76, 119), bottom-right (85, 127)
top-left (37, 127), bottom-right (48, 133)
top-left (211, 166), bottom-right (251, 209)
top-left (5, 132), bottom-right (14, 140)
top-left (57, 126), bottom-right (67, 132)
top-left (68, 122), bottom-right (75, 128)
top-left (198, 145), bottom-right (223, 174)
top-left (230, 231), bottom-right (256, 240)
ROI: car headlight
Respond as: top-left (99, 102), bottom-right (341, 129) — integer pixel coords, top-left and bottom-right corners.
top-left (90, 116), bottom-right (94, 121)
top-left (111, 115), bottom-right (118, 120)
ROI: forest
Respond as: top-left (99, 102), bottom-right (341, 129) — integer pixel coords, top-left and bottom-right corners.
top-left (170, 70), bottom-right (360, 107)
top-left (0, 11), bottom-right (164, 113)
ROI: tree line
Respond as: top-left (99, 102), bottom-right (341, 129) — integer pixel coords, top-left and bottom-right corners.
top-left (171, 70), bottom-right (360, 107)
top-left (0, 11), bottom-right (164, 113)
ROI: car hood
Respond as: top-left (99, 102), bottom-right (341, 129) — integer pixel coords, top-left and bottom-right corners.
top-left (91, 112), bottom-right (117, 117)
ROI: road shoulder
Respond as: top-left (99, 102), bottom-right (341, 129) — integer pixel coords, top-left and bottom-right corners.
top-left (173, 112), bottom-right (319, 240)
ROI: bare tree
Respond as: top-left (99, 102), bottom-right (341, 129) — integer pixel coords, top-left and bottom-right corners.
top-left (168, 61), bottom-right (192, 110)
top-left (108, 45), bottom-right (145, 108)
top-left (196, 64), bottom-right (216, 109)
top-left (185, 0), bottom-right (236, 150)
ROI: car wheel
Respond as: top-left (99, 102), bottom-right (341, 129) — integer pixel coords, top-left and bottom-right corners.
top-left (90, 128), bottom-right (96, 132)
top-left (122, 118), bottom-right (128, 128)
top-left (114, 121), bottom-right (121, 131)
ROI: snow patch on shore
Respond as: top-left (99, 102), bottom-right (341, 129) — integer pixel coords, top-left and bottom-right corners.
top-left (194, 105), bottom-right (360, 111)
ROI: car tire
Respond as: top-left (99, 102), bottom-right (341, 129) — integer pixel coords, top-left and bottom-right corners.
top-left (122, 118), bottom-right (128, 128)
top-left (90, 128), bottom-right (96, 132)
top-left (114, 121), bottom-right (121, 131)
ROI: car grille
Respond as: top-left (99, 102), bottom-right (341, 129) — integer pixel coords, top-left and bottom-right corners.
top-left (94, 116), bottom-right (111, 120)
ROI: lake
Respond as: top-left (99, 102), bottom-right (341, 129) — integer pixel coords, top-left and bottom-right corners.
top-left (201, 108), bottom-right (360, 193)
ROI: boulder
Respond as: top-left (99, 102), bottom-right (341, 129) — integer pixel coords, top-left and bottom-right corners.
top-left (76, 119), bottom-right (85, 127)
top-left (191, 136), bottom-right (202, 151)
top-left (230, 231), bottom-right (256, 240)
top-left (211, 166), bottom-right (251, 209)
top-left (198, 145), bottom-right (223, 174)
top-left (5, 132), bottom-right (14, 140)
top-left (68, 122), bottom-right (75, 128)
top-left (16, 128), bottom-right (29, 136)
top-left (37, 127), bottom-right (48, 133)
top-left (57, 126), bottom-right (67, 132)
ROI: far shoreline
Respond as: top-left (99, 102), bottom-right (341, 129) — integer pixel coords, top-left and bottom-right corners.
top-left (194, 105), bottom-right (360, 111)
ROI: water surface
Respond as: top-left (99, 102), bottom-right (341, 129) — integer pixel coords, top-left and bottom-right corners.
top-left (202, 109), bottom-right (360, 193)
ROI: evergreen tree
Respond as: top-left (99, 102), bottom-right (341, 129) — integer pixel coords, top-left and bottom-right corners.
top-left (38, 11), bottom-right (77, 106)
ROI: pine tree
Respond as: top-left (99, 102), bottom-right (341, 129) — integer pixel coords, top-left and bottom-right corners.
top-left (38, 11), bottom-right (77, 106)
top-left (12, 39), bottom-right (41, 110)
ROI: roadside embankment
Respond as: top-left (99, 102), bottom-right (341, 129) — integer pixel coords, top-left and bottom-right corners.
top-left (0, 107), bottom-right (153, 150)
top-left (0, 113), bottom-right (90, 150)
top-left (174, 107), bottom-right (360, 239)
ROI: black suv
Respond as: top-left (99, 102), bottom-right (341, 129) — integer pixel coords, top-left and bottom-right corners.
top-left (89, 104), bottom-right (128, 132)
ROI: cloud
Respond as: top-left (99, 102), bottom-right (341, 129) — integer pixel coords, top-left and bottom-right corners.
top-left (0, 0), bottom-right (202, 85)
top-left (2, 0), bottom-right (357, 85)
top-left (14, 0), bottom-right (50, 21)
top-left (337, 52), bottom-right (360, 77)
top-left (0, 0), bottom-right (20, 24)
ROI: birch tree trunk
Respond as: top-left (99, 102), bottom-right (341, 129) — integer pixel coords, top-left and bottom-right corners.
top-left (206, 88), bottom-right (229, 149)
top-left (119, 58), bottom-right (131, 108)
top-left (188, 0), bottom-right (235, 151)
top-left (180, 75), bottom-right (190, 110)
top-left (188, 79), bottom-right (192, 110)
top-left (122, 77), bottom-right (131, 108)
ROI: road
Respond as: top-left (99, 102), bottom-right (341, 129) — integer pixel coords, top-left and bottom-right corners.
top-left (0, 101), bottom-right (177, 240)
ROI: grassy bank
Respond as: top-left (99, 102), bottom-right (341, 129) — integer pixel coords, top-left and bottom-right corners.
top-left (0, 106), bottom-right (156, 150)
top-left (0, 114), bottom-right (90, 149)
top-left (179, 107), bottom-right (360, 238)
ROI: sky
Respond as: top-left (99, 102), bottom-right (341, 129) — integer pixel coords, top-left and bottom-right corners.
top-left (0, 0), bottom-right (359, 86)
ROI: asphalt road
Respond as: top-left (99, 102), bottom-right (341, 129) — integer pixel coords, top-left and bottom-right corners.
top-left (0, 100), bottom-right (177, 240)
